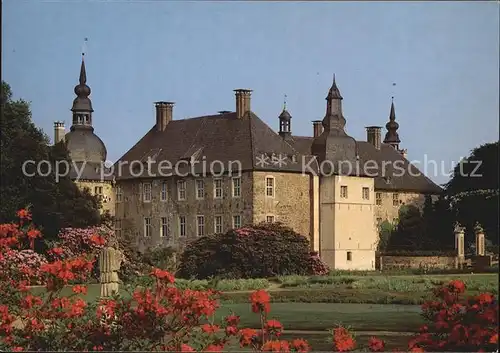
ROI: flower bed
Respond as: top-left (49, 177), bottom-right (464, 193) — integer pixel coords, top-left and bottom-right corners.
top-left (1, 210), bottom-right (498, 351)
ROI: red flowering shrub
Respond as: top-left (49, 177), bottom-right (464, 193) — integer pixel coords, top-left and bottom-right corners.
top-left (0, 210), bottom-right (498, 352)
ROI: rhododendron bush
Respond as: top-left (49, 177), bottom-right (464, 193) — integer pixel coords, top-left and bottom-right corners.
top-left (0, 210), bottom-right (498, 351)
top-left (177, 222), bottom-right (329, 279)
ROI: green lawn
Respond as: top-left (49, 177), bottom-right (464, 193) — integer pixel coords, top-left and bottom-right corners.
top-left (212, 303), bottom-right (424, 332)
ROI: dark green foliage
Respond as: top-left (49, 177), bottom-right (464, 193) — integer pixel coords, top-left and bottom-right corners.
top-left (141, 245), bottom-right (177, 271)
top-left (444, 141), bottom-right (499, 245)
top-left (177, 222), bottom-right (312, 279)
top-left (386, 205), bottom-right (427, 251)
top-left (0, 81), bottom-right (101, 245)
top-left (377, 220), bottom-right (395, 251)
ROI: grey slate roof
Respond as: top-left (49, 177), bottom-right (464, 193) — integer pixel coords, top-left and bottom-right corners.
top-left (114, 110), bottom-right (442, 194)
top-left (114, 111), bottom-right (318, 180)
top-left (291, 136), bottom-right (442, 194)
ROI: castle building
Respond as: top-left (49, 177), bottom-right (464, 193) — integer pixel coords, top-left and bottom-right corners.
top-left (113, 71), bottom-right (442, 270)
top-left (52, 55), bottom-right (115, 216)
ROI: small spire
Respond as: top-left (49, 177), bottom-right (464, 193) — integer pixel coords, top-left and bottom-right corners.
top-left (389, 97), bottom-right (396, 121)
top-left (383, 96), bottom-right (401, 146)
top-left (283, 94), bottom-right (287, 110)
top-left (326, 73), bottom-right (343, 100)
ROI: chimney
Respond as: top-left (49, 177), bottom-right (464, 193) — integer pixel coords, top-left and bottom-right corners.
top-left (312, 120), bottom-right (323, 138)
top-left (234, 89), bottom-right (252, 119)
top-left (54, 121), bottom-right (65, 144)
top-left (155, 101), bottom-right (175, 131)
top-left (366, 126), bottom-right (382, 150)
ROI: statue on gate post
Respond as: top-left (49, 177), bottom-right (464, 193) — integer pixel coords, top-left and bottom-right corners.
top-left (99, 238), bottom-right (123, 298)
top-left (453, 222), bottom-right (465, 268)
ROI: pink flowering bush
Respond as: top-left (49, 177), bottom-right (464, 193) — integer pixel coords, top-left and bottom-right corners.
top-left (0, 249), bottom-right (47, 285)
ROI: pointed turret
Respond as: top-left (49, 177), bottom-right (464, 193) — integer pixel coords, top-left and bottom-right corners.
top-left (383, 97), bottom-right (401, 149)
top-left (311, 75), bottom-right (357, 175)
top-left (278, 95), bottom-right (292, 139)
top-left (71, 54), bottom-right (94, 128)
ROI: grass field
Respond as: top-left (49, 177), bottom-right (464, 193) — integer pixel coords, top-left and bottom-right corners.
top-left (212, 303), bottom-right (424, 332)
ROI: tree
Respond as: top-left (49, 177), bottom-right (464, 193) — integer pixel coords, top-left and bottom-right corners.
top-left (387, 205), bottom-right (427, 251)
top-left (444, 141), bottom-right (499, 245)
top-left (0, 81), bottom-right (102, 247)
top-left (377, 220), bottom-right (395, 252)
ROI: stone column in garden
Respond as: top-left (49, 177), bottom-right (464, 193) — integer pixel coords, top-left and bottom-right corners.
top-left (454, 222), bottom-right (465, 266)
top-left (474, 222), bottom-right (485, 256)
top-left (99, 238), bottom-right (123, 297)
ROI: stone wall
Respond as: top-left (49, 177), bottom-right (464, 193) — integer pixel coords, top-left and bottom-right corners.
top-left (374, 191), bottom-right (439, 224)
top-left (115, 172), bottom-right (251, 252)
top-left (379, 255), bottom-right (459, 270)
top-left (76, 180), bottom-right (115, 216)
top-left (252, 171), bottom-right (311, 240)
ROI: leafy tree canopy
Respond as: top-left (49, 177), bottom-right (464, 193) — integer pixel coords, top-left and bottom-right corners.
top-left (444, 141), bottom-right (499, 244)
top-left (0, 81), bottom-right (102, 247)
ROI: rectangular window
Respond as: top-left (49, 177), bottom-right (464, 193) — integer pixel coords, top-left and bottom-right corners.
top-left (233, 178), bottom-right (241, 197)
top-left (393, 193), bottom-right (399, 206)
top-left (340, 185), bottom-right (348, 198)
top-left (347, 251), bottom-right (352, 261)
top-left (116, 186), bottom-right (123, 202)
top-left (94, 186), bottom-right (103, 195)
top-left (143, 182), bottom-right (152, 202)
top-left (179, 216), bottom-right (186, 237)
top-left (177, 180), bottom-right (186, 201)
top-left (266, 215), bottom-right (275, 223)
top-left (266, 177), bottom-right (275, 197)
top-left (144, 217), bottom-right (152, 237)
top-left (233, 215), bottom-right (241, 229)
top-left (196, 180), bottom-right (205, 200)
top-left (214, 179), bottom-right (223, 199)
top-left (196, 215), bottom-right (205, 236)
top-left (115, 219), bottom-right (122, 238)
top-left (160, 217), bottom-right (169, 238)
top-left (376, 192), bottom-right (382, 206)
top-left (362, 187), bottom-right (370, 200)
top-left (376, 217), bottom-right (382, 225)
top-left (214, 215), bottom-right (223, 234)
top-left (160, 181), bottom-right (168, 201)
top-left (232, 177), bottom-right (241, 198)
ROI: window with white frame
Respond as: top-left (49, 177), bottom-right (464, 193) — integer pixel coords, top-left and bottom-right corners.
top-left (214, 215), bottom-right (223, 234)
top-left (266, 215), bottom-right (275, 223)
top-left (213, 179), bottom-right (223, 199)
top-left (116, 186), bottom-right (123, 202)
top-left (143, 182), bottom-right (152, 202)
top-left (362, 187), bottom-right (370, 200)
top-left (233, 215), bottom-right (241, 229)
top-left (160, 181), bottom-right (168, 201)
top-left (196, 180), bottom-right (205, 200)
top-left (179, 216), bottom-right (186, 237)
top-left (196, 215), bottom-right (205, 236)
top-left (232, 177), bottom-right (241, 197)
top-left (160, 217), bottom-right (169, 238)
top-left (177, 180), bottom-right (186, 201)
top-left (143, 217), bottom-right (152, 237)
top-left (265, 177), bottom-right (275, 197)
top-left (115, 219), bottom-right (122, 238)
top-left (376, 192), bottom-right (382, 206)
top-left (340, 185), bottom-right (348, 198)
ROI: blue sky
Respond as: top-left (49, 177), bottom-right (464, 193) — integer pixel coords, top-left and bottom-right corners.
top-left (3, 1), bottom-right (498, 185)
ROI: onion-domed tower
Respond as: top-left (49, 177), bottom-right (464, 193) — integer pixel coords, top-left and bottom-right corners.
top-left (54, 53), bottom-right (115, 216)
